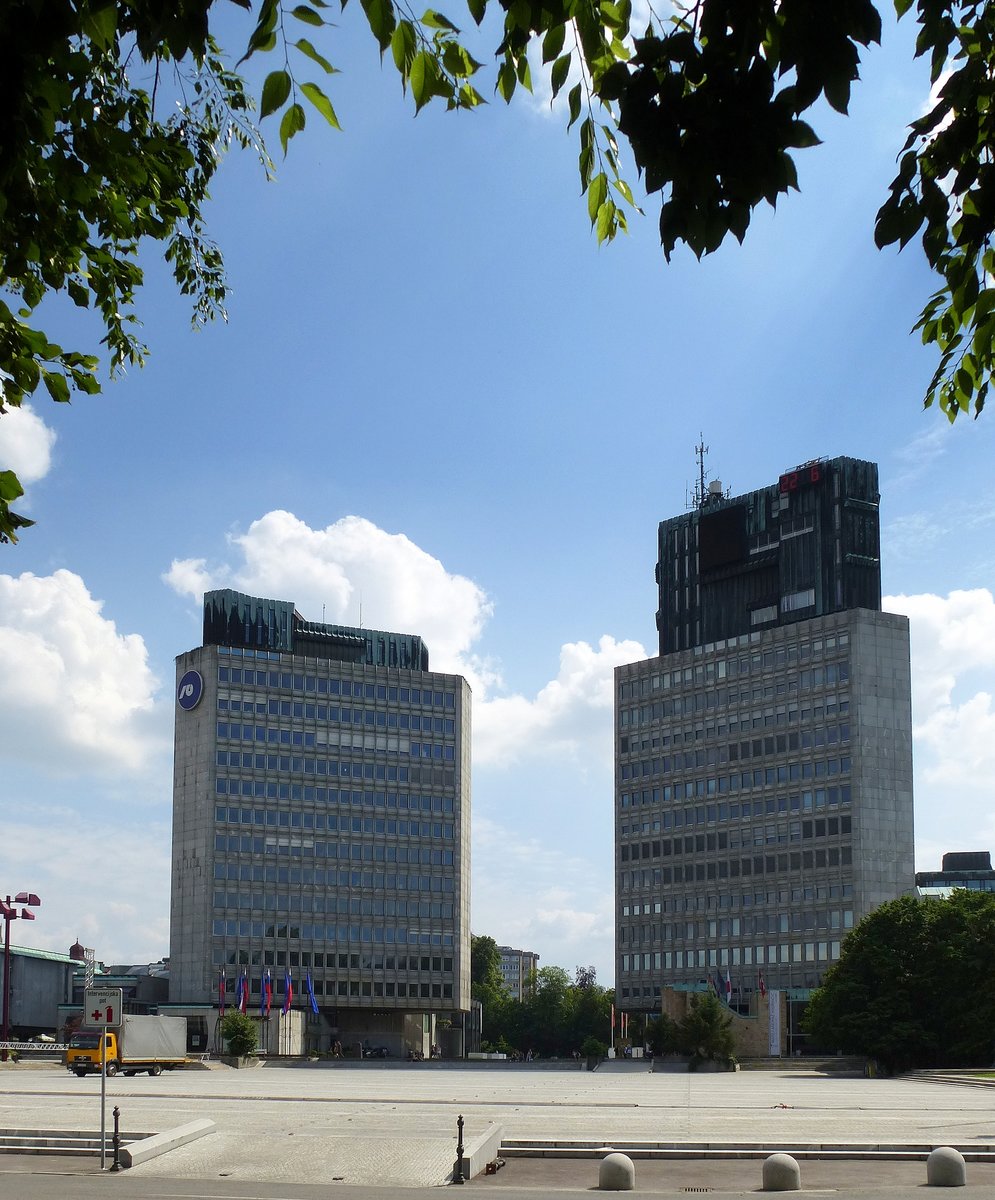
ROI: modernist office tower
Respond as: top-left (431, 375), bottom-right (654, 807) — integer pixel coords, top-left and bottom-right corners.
top-left (615, 458), bottom-right (914, 1011)
top-left (170, 589), bottom-right (472, 1029)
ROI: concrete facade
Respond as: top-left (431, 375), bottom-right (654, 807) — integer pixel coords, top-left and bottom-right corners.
top-left (169, 592), bottom-right (471, 1044)
top-left (498, 946), bottom-right (539, 1000)
top-left (616, 458), bottom-right (914, 1015)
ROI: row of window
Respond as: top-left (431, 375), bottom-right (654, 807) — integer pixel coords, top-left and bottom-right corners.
top-left (219, 697), bottom-right (456, 736)
top-left (211, 920), bottom-right (453, 946)
top-left (222, 950), bottom-right (454, 971)
top-left (620, 907), bottom-right (853, 944)
top-left (619, 662), bottom-right (849, 728)
top-left (620, 785), bottom-right (851, 821)
top-left (618, 844), bottom-right (854, 886)
top-left (217, 665), bottom-right (456, 708)
top-left (618, 633), bottom-right (851, 701)
top-left (214, 833), bottom-right (455, 866)
top-left (213, 892), bottom-right (453, 918)
top-left (620, 754), bottom-right (852, 789)
top-left (218, 723), bottom-right (456, 761)
top-left (620, 815), bottom-right (852, 861)
top-left (214, 781), bottom-right (456, 811)
top-left (621, 725), bottom-right (850, 775)
top-left (620, 939), bottom-right (842, 973)
top-left (213, 865), bottom-right (456, 894)
top-left (623, 881), bottom-right (852, 914)
top-left (214, 805), bottom-right (455, 840)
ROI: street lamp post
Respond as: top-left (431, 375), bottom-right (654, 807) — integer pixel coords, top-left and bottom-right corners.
top-left (1, 892), bottom-right (41, 1061)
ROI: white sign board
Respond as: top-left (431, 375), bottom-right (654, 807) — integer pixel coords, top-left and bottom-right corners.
top-left (83, 987), bottom-right (123, 1028)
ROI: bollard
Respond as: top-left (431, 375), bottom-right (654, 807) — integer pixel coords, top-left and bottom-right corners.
top-left (599, 1152), bottom-right (635, 1190)
top-left (762, 1152), bottom-right (801, 1191)
top-left (452, 1113), bottom-right (465, 1184)
top-left (927, 1147), bottom-right (967, 1187)
top-left (110, 1105), bottom-right (122, 1172)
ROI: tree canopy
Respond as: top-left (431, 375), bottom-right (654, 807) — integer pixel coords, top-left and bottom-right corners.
top-left (2, 0), bottom-right (994, 541)
top-left (803, 890), bottom-right (995, 1073)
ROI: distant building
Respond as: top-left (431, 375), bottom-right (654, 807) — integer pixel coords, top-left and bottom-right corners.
top-left (170, 589), bottom-right (471, 1057)
top-left (0, 945), bottom-right (76, 1039)
top-left (498, 946), bottom-right (539, 1000)
top-left (616, 456), bottom-right (915, 1014)
top-left (916, 851), bottom-right (995, 897)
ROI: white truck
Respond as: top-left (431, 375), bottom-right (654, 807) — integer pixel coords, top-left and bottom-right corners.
top-left (66, 1014), bottom-right (188, 1077)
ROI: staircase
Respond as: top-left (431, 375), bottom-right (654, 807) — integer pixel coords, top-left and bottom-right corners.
top-left (0, 1128), bottom-right (149, 1157)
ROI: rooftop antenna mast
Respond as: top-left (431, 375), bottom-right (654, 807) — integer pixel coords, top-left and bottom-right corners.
top-left (693, 436), bottom-right (709, 510)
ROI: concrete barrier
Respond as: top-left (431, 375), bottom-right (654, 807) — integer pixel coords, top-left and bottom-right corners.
top-left (456, 1122), bottom-right (504, 1181)
top-left (119, 1119), bottom-right (216, 1168)
top-left (927, 1146), bottom-right (967, 1187)
top-left (762, 1152), bottom-right (801, 1190)
top-left (599, 1152), bottom-right (635, 1190)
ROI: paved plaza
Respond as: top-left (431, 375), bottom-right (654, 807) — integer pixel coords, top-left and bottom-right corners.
top-left (1, 1061), bottom-right (994, 1194)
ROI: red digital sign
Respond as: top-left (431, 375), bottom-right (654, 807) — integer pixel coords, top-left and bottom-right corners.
top-left (778, 464), bottom-right (821, 493)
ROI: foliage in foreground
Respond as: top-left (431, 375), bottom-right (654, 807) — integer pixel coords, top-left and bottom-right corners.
top-left (219, 1010), bottom-right (259, 1057)
top-left (3, 0), bottom-right (995, 541)
top-left (471, 952), bottom-right (614, 1057)
top-left (675, 992), bottom-right (735, 1067)
top-left (803, 890), bottom-right (995, 1073)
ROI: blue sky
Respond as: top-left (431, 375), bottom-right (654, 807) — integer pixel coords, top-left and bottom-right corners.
top-left (2, 5), bottom-right (995, 985)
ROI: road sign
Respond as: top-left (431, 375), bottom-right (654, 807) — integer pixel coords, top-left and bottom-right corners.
top-left (83, 987), bottom-right (123, 1028)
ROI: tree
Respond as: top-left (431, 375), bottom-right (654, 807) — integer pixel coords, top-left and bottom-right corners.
top-left (470, 934), bottom-right (505, 996)
top-left (802, 891), bottom-right (995, 1073)
top-left (219, 1010), bottom-right (258, 1057)
top-left (676, 992), bottom-right (735, 1067)
top-left (3, 0), bottom-right (994, 542)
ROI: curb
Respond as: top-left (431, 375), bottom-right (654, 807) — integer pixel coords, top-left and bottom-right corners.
top-left (120, 1119), bottom-right (216, 1167)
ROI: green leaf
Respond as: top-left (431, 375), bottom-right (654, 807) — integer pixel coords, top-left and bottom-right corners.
top-left (81, 3), bottom-right (117, 50)
top-left (361, 0), bottom-right (396, 50)
top-left (421, 9), bottom-right (459, 30)
top-left (0, 471), bottom-right (25, 506)
top-left (466, 0), bottom-right (486, 24)
top-left (551, 53), bottom-right (571, 99)
top-left (596, 199), bottom-right (615, 243)
top-left (392, 21), bottom-right (418, 75)
top-left (588, 171), bottom-right (609, 223)
top-left (301, 82), bottom-right (342, 129)
top-left (279, 102), bottom-right (307, 153)
top-left (567, 82), bottom-right (581, 127)
top-left (497, 61), bottom-right (517, 102)
top-left (410, 50), bottom-right (439, 111)
top-left (294, 38), bottom-right (337, 73)
top-left (261, 70), bottom-right (293, 119)
top-left (42, 371), bottom-right (71, 404)
top-left (291, 4), bottom-right (325, 25)
top-left (542, 23), bottom-right (566, 64)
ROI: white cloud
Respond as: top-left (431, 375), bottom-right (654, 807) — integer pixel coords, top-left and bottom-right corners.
top-left (0, 570), bottom-right (166, 774)
top-left (884, 588), bottom-right (995, 869)
top-left (472, 815), bottom-right (615, 979)
top-left (165, 511), bottom-right (493, 682)
top-left (0, 404), bottom-right (56, 484)
top-left (475, 634), bottom-right (646, 766)
top-left (1, 807), bottom-right (171, 964)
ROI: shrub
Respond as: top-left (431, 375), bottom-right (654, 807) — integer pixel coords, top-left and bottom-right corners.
top-left (220, 1011), bottom-right (258, 1058)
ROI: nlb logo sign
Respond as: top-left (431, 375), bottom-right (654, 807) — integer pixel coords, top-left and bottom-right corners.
top-left (177, 669), bottom-right (204, 711)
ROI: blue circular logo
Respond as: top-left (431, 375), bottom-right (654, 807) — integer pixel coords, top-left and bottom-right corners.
top-left (177, 669), bottom-right (204, 711)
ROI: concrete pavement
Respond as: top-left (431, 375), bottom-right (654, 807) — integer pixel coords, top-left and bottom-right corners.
top-left (2, 1061), bottom-right (995, 1192)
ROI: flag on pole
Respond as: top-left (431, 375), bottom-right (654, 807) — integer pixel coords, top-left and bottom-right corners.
top-left (236, 970), bottom-right (248, 1014)
top-left (305, 969), bottom-right (319, 1015)
top-left (218, 967), bottom-right (226, 1016)
top-left (282, 968), bottom-right (293, 1015)
top-left (758, 970), bottom-right (767, 999)
top-left (724, 969), bottom-right (732, 1005)
top-left (261, 968), bottom-right (273, 1018)
top-left (610, 1003), bottom-right (615, 1031)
